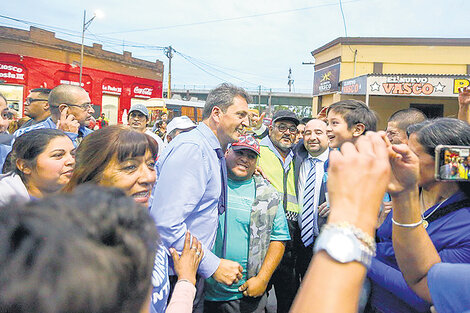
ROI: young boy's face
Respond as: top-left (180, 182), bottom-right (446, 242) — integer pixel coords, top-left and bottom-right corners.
top-left (326, 110), bottom-right (354, 148)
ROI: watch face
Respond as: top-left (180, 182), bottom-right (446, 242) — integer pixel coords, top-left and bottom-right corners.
top-left (326, 232), bottom-right (356, 263)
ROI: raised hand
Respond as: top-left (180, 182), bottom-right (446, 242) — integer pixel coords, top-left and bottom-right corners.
top-left (57, 106), bottom-right (79, 133)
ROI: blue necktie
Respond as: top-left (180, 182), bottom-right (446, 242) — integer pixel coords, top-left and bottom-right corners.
top-left (215, 148), bottom-right (227, 215)
top-left (301, 158), bottom-right (319, 247)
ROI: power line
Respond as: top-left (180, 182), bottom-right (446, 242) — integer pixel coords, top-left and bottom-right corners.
top-left (0, 14), bottom-right (166, 51)
top-left (99, 0), bottom-right (364, 35)
top-left (174, 50), bottom-right (226, 82)
top-left (175, 51), bottom-right (258, 86)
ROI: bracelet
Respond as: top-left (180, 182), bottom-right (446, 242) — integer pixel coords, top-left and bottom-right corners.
top-left (176, 279), bottom-right (194, 285)
top-left (322, 222), bottom-right (376, 254)
top-left (391, 217), bottom-right (423, 228)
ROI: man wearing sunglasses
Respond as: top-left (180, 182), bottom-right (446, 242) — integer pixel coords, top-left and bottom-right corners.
top-left (257, 109), bottom-right (300, 312)
top-left (20, 88), bottom-right (51, 129)
top-left (13, 84), bottom-right (94, 146)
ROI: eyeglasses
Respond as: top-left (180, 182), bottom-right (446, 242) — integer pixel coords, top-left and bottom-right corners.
top-left (275, 124), bottom-right (298, 134)
top-left (25, 98), bottom-right (47, 105)
top-left (64, 103), bottom-right (94, 111)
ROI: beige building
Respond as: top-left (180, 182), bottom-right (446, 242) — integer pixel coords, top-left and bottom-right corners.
top-left (310, 37), bottom-right (470, 129)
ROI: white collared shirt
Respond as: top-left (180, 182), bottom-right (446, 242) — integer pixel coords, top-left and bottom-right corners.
top-left (298, 148), bottom-right (329, 231)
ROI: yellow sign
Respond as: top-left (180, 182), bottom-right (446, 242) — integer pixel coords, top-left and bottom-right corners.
top-left (454, 79), bottom-right (470, 94)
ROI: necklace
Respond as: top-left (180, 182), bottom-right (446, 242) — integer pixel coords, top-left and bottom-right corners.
top-left (422, 196), bottom-right (451, 229)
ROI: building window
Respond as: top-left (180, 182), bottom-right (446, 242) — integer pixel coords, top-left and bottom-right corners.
top-left (373, 62), bottom-right (383, 74)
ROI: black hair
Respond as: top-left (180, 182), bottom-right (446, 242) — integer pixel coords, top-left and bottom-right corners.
top-left (300, 117), bottom-right (313, 125)
top-left (7, 129), bottom-right (69, 180)
top-left (30, 88), bottom-right (52, 95)
top-left (407, 118), bottom-right (470, 197)
top-left (327, 99), bottom-right (378, 132)
top-left (202, 83), bottom-right (252, 120)
top-left (0, 185), bottom-right (159, 313)
top-left (388, 108), bottom-right (427, 131)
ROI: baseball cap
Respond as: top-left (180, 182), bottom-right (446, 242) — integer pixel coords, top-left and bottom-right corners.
top-left (231, 134), bottom-right (260, 156)
top-left (128, 104), bottom-right (149, 118)
top-left (166, 116), bottom-right (196, 135)
top-left (272, 110), bottom-right (299, 126)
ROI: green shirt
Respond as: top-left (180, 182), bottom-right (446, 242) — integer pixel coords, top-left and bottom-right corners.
top-left (204, 177), bottom-right (290, 301)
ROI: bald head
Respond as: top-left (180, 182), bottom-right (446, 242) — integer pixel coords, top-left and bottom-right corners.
top-left (303, 118), bottom-right (329, 156)
top-left (48, 85), bottom-right (93, 126)
top-left (49, 85), bottom-right (88, 113)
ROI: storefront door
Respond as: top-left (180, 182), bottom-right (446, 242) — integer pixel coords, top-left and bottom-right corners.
top-left (101, 95), bottom-right (119, 125)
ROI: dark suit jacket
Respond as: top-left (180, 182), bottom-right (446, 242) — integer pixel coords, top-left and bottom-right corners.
top-left (293, 140), bottom-right (329, 232)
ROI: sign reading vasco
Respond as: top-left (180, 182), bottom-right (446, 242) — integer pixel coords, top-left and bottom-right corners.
top-left (341, 75), bottom-right (367, 95)
top-left (340, 75), bottom-right (470, 98)
top-left (368, 75), bottom-right (465, 97)
top-left (313, 63), bottom-right (340, 95)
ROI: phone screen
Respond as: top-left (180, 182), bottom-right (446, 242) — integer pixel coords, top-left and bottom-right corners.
top-left (435, 145), bottom-right (470, 181)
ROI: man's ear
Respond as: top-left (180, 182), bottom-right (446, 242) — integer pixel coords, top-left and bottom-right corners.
top-left (43, 102), bottom-right (50, 111)
top-left (16, 159), bottom-right (32, 175)
top-left (58, 104), bottom-right (67, 113)
top-left (352, 123), bottom-right (366, 138)
top-left (268, 125), bottom-right (273, 136)
top-left (211, 106), bottom-right (222, 123)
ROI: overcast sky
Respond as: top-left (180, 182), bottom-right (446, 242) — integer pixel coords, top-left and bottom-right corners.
top-left (1, 0), bottom-right (467, 93)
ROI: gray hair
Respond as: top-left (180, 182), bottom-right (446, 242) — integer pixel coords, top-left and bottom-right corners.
top-left (202, 83), bottom-right (252, 120)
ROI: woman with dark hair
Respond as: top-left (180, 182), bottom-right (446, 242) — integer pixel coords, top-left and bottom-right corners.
top-left (368, 118), bottom-right (470, 312)
top-left (64, 125), bottom-right (201, 313)
top-left (65, 124), bottom-right (158, 205)
top-left (0, 128), bottom-right (75, 205)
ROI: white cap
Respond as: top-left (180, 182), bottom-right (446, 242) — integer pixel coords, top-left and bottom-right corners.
top-left (166, 116), bottom-right (196, 135)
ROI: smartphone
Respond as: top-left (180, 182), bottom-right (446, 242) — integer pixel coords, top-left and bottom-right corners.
top-left (435, 145), bottom-right (470, 181)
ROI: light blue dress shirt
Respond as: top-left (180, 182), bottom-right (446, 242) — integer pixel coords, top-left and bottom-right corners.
top-left (150, 122), bottom-right (223, 278)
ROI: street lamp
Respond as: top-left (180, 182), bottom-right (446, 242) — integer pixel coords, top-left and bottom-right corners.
top-left (79, 10), bottom-right (104, 85)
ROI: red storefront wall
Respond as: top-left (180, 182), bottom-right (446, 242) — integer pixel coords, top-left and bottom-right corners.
top-left (0, 53), bottom-right (163, 123)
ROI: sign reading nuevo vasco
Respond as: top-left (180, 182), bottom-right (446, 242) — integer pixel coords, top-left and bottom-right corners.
top-left (341, 74), bottom-right (470, 97)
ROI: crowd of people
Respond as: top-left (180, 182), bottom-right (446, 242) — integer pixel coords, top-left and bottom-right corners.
top-left (0, 82), bottom-right (470, 313)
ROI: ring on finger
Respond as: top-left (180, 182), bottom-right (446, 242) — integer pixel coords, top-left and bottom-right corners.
top-left (191, 246), bottom-right (197, 250)
top-left (195, 251), bottom-right (201, 256)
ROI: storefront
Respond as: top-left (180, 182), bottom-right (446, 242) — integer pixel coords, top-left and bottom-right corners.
top-left (340, 74), bottom-right (470, 129)
top-left (0, 53), bottom-right (163, 124)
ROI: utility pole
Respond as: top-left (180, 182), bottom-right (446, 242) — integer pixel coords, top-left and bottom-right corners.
top-left (268, 88), bottom-right (272, 114)
top-left (258, 85), bottom-right (261, 111)
top-left (288, 68), bottom-right (294, 92)
top-left (165, 46), bottom-right (173, 99)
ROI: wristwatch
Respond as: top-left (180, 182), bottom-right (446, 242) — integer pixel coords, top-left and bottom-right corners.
top-left (313, 225), bottom-right (374, 268)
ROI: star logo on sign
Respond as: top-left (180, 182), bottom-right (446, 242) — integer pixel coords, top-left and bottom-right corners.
top-left (370, 82), bottom-right (380, 91)
top-left (434, 82), bottom-right (445, 92)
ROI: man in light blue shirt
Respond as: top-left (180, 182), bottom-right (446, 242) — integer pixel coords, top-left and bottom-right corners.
top-left (12, 84), bottom-right (94, 146)
top-left (150, 83), bottom-right (251, 313)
